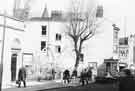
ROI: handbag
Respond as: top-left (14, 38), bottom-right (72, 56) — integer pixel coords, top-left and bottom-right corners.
top-left (16, 80), bottom-right (20, 84)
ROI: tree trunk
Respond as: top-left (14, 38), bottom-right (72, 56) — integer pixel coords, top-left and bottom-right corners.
top-left (75, 52), bottom-right (79, 69)
top-left (74, 40), bottom-right (83, 69)
top-left (74, 40), bottom-right (79, 69)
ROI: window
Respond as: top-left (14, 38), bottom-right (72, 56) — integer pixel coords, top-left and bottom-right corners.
top-left (56, 33), bottom-right (62, 41)
top-left (114, 31), bottom-right (118, 39)
top-left (119, 37), bottom-right (128, 45)
top-left (96, 5), bottom-right (103, 18)
top-left (42, 26), bottom-right (47, 35)
top-left (56, 45), bottom-right (61, 53)
top-left (41, 41), bottom-right (46, 51)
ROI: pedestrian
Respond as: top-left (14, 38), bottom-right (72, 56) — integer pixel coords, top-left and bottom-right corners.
top-left (71, 69), bottom-right (78, 83)
top-left (17, 67), bottom-right (27, 88)
top-left (87, 68), bottom-right (92, 81)
top-left (52, 68), bottom-right (55, 80)
top-left (63, 69), bottom-right (70, 84)
top-left (119, 69), bottom-right (135, 91)
top-left (80, 68), bottom-right (88, 86)
top-left (84, 68), bottom-right (89, 84)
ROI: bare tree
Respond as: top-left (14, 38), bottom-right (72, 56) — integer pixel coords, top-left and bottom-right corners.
top-left (65, 0), bottom-right (100, 69)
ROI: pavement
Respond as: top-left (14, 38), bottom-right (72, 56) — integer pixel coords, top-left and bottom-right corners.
top-left (38, 82), bottom-right (118, 91)
top-left (2, 78), bottom-right (88, 91)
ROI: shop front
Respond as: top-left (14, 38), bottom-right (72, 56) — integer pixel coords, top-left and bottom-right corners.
top-left (104, 58), bottom-right (119, 76)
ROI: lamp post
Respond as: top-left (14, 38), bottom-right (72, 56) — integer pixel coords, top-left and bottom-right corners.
top-left (0, 11), bottom-right (6, 91)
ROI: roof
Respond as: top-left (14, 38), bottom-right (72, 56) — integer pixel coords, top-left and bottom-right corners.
top-left (29, 11), bottom-right (85, 22)
top-left (0, 14), bottom-right (24, 22)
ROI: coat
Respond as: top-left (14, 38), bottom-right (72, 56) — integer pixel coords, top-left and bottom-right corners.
top-left (63, 70), bottom-right (70, 80)
top-left (80, 70), bottom-right (87, 80)
top-left (18, 67), bottom-right (26, 81)
top-left (72, 70), bottom-right (77, 77)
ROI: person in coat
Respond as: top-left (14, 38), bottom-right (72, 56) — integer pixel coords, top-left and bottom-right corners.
top-left (87, 68), bottom-right (92, 81)
top-left (80, 68), bottom-right (88, 86)
top-left (63, 69), bottom-right (70, 84)
top-left (72, 69), bottom-right (78, 78)
top-left (17, 67), bottom-right (27, 88)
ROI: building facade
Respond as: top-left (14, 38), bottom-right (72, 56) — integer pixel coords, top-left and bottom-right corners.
top-left (0, 6), bottom-right (117, 89)
top-left (119, 34), bottom-right (135, 70)
top-left (0, 14), bottom-right (25, 88)
top-left (24, 11), bottom-right (115, 77)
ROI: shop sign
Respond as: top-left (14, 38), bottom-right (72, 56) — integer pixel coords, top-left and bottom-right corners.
top-left (119, 46), bottom-right (129, 59)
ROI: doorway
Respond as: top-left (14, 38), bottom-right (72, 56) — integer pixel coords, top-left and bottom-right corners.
top-left (11, 54), bottom-right (17, 81)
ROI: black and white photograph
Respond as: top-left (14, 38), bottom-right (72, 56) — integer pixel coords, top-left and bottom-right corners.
top-left (0, 0), bottom-right (135, 91)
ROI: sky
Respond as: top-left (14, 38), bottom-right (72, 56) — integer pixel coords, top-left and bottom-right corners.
top-left (98, 0), bottom-right (135, 37)
top-left (31, 0), bottom-right (135, 37)
top-left (0, 0), bottom-right (135, 37)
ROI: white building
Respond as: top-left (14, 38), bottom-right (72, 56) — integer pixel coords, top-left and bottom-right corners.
top-left (24, 8), bottom-right (115, 75)
top-left (0, 2), bottom-right (118, 88)
top-left (0, 14), bottom-right (25, 88)
top-left (25, 16), bottom-right (75, 71)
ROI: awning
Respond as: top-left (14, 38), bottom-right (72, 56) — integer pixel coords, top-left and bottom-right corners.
top-left (104, 59), bottom-right (118, 63)
top-left (119, 63), bottom-right (128, 67)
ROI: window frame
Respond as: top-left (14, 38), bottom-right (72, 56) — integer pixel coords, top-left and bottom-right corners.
top-left (56, 33), bottom-right (62, 41)
top-left (56, 45), bottom-right (61, 53)
top-left (41, 41), bottom-right (46, 51)
top-left (41, 26), bottom-right (47, 35)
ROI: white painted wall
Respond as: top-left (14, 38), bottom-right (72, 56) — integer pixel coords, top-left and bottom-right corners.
top-left (24, 18), bottom-right (114, 72)
top-left (0, 15), bottom-right (24, 88)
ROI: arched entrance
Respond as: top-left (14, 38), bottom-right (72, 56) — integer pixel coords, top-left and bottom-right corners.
top-left (11, 54), bottom-right (17, 81)
top-left (10, 38), bottom-right (21, 81)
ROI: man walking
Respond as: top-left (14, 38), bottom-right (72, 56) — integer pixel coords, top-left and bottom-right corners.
top-left (80, 68), bottom-right (88, 86)
top-left (17, 67), bottom-right (27, 88)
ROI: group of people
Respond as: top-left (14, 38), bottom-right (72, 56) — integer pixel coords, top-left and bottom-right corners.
top-left (63, 68), bottom-right (92, 86)
top-left (16, 67), bottom-right (93, 87)
top-left (80, 68), bottom-right (92, 85)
